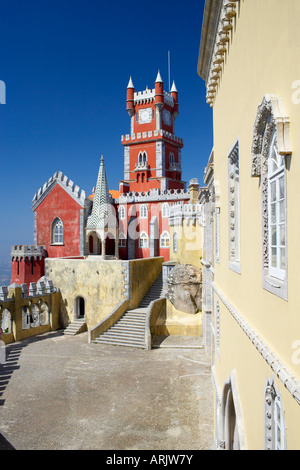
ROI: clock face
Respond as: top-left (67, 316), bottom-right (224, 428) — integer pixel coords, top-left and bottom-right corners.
top-left (138, 108), bottom-right (152, 124)
top-left (163, 109), bottom-right (172, 126)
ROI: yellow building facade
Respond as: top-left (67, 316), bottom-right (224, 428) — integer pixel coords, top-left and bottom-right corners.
top-left (198, 0), bottom-right (300, 450)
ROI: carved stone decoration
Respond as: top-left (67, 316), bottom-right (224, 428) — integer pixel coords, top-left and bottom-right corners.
top-left (166, 264), bottom-right (202, 314)
top-left (228, 140), bottom-right (240, 266)
top-left (251, 95), bottom-right (291, 177)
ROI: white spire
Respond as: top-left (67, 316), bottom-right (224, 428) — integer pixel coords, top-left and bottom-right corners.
top-left (86, 156), bottom-right (110, 230)
top-left (127, 76), bottom-right (134, 89)
top-left (155, 69), bottom-right (163, 83)
top-left (170, 80), bottom-right (177, 93)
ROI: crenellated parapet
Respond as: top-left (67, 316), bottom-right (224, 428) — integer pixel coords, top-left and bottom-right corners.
top-left (133, 88), bottom-right (174, 108)
top-left (32, 171), bottom-right (92, 211)
top-left (117, 188), bottom-right (190, 204)
top-left (169, 201), bottom-right (203, 226)
top-left (121, 129), bottom-right (183, 147)
top-left (11, 244), bottom-right (46, 260)
top-left (0, 279), bottom-right (59, 344)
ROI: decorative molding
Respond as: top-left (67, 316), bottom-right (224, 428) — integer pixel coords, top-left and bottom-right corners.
top-left (212, 282), bottom-right (300, 405)
top-left (199, 0), bottom-right (240, 107)
top-left (251, 95), bottom-right (291, 178)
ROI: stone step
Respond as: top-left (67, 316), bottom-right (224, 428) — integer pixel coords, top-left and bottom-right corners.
top-left (101, 331), bottom-right (145, 340)
top-left (95, 338), bottom-right (145, 349)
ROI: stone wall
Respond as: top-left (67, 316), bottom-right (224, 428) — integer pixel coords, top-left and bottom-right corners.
top-left (46, 256), bottom-right (164, 330)
top-left (0, 281), bottom-right (60, 344)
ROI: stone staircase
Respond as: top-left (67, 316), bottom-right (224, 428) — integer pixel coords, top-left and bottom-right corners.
top-left (63, 318), bottom-right (87, 336)
top-left (94, 273), bottom-right (164, 348)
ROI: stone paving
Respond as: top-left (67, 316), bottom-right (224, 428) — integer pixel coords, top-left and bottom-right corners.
top-left (0, 331), bottom-right (214, 450)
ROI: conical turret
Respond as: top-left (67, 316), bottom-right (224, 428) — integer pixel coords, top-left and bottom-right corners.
top-left (86, 156), bottom-right (110, 229)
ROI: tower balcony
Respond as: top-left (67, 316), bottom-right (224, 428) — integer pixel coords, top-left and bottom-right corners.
top-left (134, 162), bottom-right (150, 171)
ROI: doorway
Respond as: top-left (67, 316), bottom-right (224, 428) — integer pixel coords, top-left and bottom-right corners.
top-left (75, 296), bottom-right (85, 319)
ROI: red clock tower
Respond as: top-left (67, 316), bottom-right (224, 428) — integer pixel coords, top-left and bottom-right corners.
top-left (120, 71), bottom-right (185, 194)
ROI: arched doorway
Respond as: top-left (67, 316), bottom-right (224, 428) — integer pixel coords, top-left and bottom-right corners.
top-left (75, 296), bottom-right (85, 319)
top-left (88, 232), bottom-right (101, 255)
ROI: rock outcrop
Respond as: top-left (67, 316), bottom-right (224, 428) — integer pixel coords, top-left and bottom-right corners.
top-left (167, 264), bottom-right (202, 314)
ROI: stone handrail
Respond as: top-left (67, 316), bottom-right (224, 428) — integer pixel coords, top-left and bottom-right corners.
top-left (145, 297), bottom-right (166, 350)
top-left (88, 299), bottom-right (130, 343)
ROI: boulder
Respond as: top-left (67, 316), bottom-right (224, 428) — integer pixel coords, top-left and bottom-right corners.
top-left (167, 264), bottom-right (202, 314)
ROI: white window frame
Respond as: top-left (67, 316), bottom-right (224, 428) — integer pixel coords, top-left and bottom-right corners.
top-left (160, 231), bottom-right (170, 248)
top-left (268, 134), bottom-right (286, 281)
top-left (162, 203), bottom-right (169, 218)
top-left (139, 231), bottom-right (149, 248)
top-left (119, 232), bottom-right (127, 248)
top-left (140, 204), bottom-right (148, 219)
top-left (51, 217), bottom-right (64, 245)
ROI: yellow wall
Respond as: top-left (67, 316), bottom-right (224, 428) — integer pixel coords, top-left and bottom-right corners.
top-left (209, 0), bottom-right (300, 449)
top-left (170, 221), bottom-right (202, 268)
top-left (46, 256), bottom-right (163, 330)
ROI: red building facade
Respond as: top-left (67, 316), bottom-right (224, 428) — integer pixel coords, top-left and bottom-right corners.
top-left (10, 71), bottom-right (193, 286)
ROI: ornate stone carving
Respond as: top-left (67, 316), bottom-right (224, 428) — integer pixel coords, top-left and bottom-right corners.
top-left (251, 95), bottom-right (291, 177)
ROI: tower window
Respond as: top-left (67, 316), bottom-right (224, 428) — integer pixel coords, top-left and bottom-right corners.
top-left (140, 204), bottom-right (148, 219)
top-left (139, 231), bottom-right (149, 248)
top-left (51, 218), bottom-right (64, 245)
top-left (160, 231), bottom-right (170, 248)
top-left (162, 203), bottom-right (170, 218)
top-left (118, 206), bottom-right (126, 220)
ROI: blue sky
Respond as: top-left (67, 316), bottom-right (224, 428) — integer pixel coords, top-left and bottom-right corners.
top-left (0, 0), bottom-right (213, 260)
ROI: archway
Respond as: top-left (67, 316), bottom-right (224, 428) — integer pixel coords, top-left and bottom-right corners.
top-left (75, 296), bottom-right (85, 319)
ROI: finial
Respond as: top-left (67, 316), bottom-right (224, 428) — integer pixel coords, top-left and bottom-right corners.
top-left (170, 81), bottom-right (177, 93)
top-left (127, 76), bottom-right (134, 88)
top-left (155, 70), bottom-right (163, 83)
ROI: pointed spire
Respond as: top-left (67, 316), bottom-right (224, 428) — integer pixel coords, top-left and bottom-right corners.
top-left (127, 76), bottom-right (134, 89)
top-left (155, 70), bottom-right (163, 83)
top-left (170, 80), bottom-right (177, 92)
top-left (86, 156), bottom-right (110, 229)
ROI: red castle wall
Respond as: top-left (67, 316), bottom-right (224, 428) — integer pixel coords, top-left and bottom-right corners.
top-left (35, 184), bottom-right (82, 258)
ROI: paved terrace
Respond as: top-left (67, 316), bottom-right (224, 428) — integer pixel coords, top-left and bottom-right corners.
top-left (0, 331), bottom-right (213, 450)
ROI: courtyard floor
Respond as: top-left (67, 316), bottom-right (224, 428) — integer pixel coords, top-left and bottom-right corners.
top-left (0, 331), bottom-right (213, 451)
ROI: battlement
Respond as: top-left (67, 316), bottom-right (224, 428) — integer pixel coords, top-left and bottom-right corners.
top-left (133, 88), bottom-right (174, 108)
top-left (169, 201), bottom-right (203, 226)
top-left (134, 88), bottom-right (155, 104)
top-left (121, 129), bottom-right (183, 147)
top-left (117, 188), bottom-right (190, 204)
top-left (32, 171), bottom-right (92, 211)
top-left (11, 245), bottom-right (46, 260)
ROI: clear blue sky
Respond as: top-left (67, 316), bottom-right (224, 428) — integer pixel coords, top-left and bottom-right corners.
top-left (0, 0), bottom-right (212, 260)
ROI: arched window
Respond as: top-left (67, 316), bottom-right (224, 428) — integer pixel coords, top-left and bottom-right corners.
top-left (251, 94), bottom-right (291, 300)
top-left (118, 206), bottom-right (126, 220)
top-left (30, 304), bottom-right (40, 328)
top-left (169, 153), bottom-right (175, 167)
top-left (139, 231), bottom-right (149, 248)
top-left (51, 218), bottom-right (64, 245)
top-left (162, 203), bottom-right (169, 218)
top-left (268, 133), bottom-right (286, 281)
top-left (160, 231), bottom-right (170, 248)
top-left (140, 204), bottom-right (148, 219)
top-left (1, 309), bottom-right (12, 334)
top-left (40, 303), bottom-right (50, 326)
top-left (173, 232), bottom-right (178, 253)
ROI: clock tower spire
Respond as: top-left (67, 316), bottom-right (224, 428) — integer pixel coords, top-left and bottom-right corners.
top-left (120, 72), bottom-right (185, 194)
